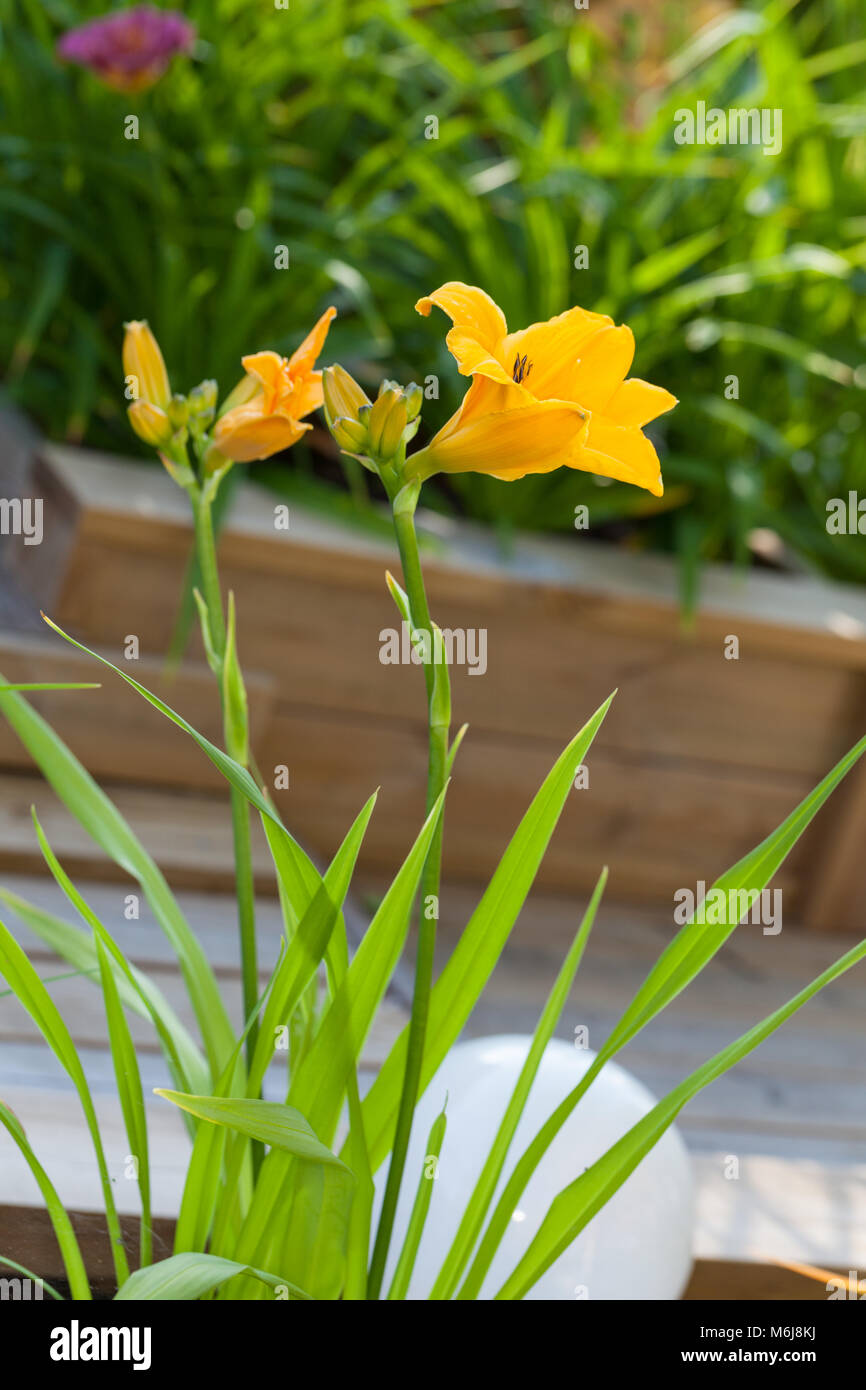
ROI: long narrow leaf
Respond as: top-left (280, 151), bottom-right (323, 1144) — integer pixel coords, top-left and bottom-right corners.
top-left (357, 697), bottom-right (614, 1171)
top-left (233, 786), bottom-right (448, 1281)
top-left (0, 918), bottom-right (130, 1287)
top-left (248, 793), bottom-right (376, 1098)
top-left (40, 616), bottom-right (305, 856)
top-left (496, 936), bottom-right (866, 1299)
top-left (29, 810), bottom-right (153, 1263)
top-left (0, 1102), bottom-right (91, 1300)
top-left (387, 1104), bottom-right (448, 1300)
top-left (291, 783), bottom-right (449, 1142)
top-left (461, 733), bottom-right (866, 1297)
top-left (94, 934), bottom-right (152, 1266)
top-left (114, 1252), bottom-right (311, 1301)
top-left (156, 1092), bottom-right (348, 1169)
top-left (0, 1255), bottom-right (63, 1301)
top-left (0, 676), bottom-right (234, 1080)
top-left (173, 979), bottom-right (280, 1258)
top-left (0, 885), bottom-right (207, 1098)
top-left (431, 867), bottom-right (607, 1300)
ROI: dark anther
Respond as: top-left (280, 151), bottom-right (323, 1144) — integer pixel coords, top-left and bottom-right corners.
top-left (512, 353), bottom-right (532, 383)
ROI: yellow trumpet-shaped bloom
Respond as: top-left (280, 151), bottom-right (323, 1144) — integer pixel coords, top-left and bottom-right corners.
top-left (213, 307), bottom-right (336, 464)
top-left (408, 283), bottom-right (676, 495)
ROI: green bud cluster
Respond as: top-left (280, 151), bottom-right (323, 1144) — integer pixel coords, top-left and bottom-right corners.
top-left (188, 379), bottom-right (219, 430)
top-left (323, 366), bottom-right (423, 472)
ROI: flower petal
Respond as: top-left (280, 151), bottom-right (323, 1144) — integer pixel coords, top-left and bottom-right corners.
top-left (288, 306), bottom-right (337, 376)
top-left (570, 325), bottom-right (636, 412)
top-left (578, 417), bottom-right (664, 496)
top-left (443, 328), bottom-right (514, 385)
top-left (408, 393), bottom-right (588, 480)
top-left (416, 282), bottom-right (511, 380)
top-left (289, 371), bottom-right (325, 421)
top-left (441, 375), bottom-right (519, 433)
top-left (500, 305), bottom-right (613, 401)
top-left (213, 404), bottom-right (310, 463)
top-left (240, 351), bottom-right (288, 413)
top-left (604, 377), bottom-right (678, 427)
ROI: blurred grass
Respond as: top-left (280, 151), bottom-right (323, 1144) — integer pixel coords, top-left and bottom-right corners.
top-left (1, 0), bottom-right (865, 601)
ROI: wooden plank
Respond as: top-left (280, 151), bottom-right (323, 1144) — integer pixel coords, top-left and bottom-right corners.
top-left (690, 1153), bottom-right (866, 1268)
top-left (683, 1258), bottom-right (850, 1300)
top-left (0, 1204), bottom-right (177, 1287)
top-left (801, 704), bottom-right (866, 932)
top-left (0, 1200), bottom-right (840, 1298)
top-left (0, 633), bottom-right (276, 791)
top-left (54, 527), bottom-right (858, 782)
top-left (263, 708), bottom-right (811, 904)
top-left (29, 446), bottom-right (864, 779)
top-left (439, 890), bottom-right (866, 1046)
top-left (0, 1084), bottom-right (190, 1220)
top-left (32, 445), bottom-right (866, 661)
top-left (1, 872), bottom-right (287, 971)
top-left (429, 884), bottom-right (865, 987)
top-left (0, 705), bottom-right (815, 913)
top-left (0, 771), bottom-right (275, 893)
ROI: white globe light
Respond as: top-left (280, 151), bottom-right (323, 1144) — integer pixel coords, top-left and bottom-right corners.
top-left (373, 1034), bottom-right (694, 1300)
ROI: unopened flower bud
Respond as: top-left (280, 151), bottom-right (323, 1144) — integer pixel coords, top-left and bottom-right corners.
top-left (378, 396), bottom-right (409, 459)
top-left (128, 399), bottom-right (173, 448)
top-left (322, 364), bottom-right (371, 424)
top-left (368, 387), bottom-right (400, 456)
top-left (166, 394), bottom-right (189, 430)
top-left (189, 379), bottom-right (218, 427)
top-left (403, 383), bottom-right (423, 421)
top-left (332, 417), bottom-right (368, 451)
top-left (123, 320), bottom-right (171, 408)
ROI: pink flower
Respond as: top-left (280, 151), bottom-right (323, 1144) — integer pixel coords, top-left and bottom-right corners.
top-left (57, 6), bottom-right (195, 93)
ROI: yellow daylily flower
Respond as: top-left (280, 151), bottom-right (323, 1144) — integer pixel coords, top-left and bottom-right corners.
top-left (408, 283), bottom-right (676, 495)
top-left (212, 307), bottom-right (336, 464)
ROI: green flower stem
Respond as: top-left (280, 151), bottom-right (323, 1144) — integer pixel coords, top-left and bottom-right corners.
top-left (190, 484), bottom-right (226, 650)
top-left (368, 487), bottom-right (449, 1300)
top-left (229, 783), bottom-right (260, 1059)
top-left (190, 484), bottom-right (260, 1078)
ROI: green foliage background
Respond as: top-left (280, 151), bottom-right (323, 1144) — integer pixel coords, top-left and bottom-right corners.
top-left (2, 0), bottom-right (865, 595)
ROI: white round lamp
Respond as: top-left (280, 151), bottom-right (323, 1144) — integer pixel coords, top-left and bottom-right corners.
top-left (373, 1034), bottom-right (694, 1300)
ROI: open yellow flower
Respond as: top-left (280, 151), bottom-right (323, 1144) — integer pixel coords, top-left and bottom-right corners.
top-left (408, 283), bottom-right (676, 496)
top-left (212, 307), bottom-right (336, 463)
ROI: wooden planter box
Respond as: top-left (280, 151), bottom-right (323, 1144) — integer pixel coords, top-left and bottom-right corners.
top-left (3, 438), bottom-right (866, 929)
top-left (0, 1204), bottom-right (845, 1301)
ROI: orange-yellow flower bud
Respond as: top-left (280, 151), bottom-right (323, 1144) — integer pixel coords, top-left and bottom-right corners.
top-left (123, 320), bottom-right (171, 408)
top-left (322, 364), bottom-right (371, 426)
top-left (128, 399), bottom-right (173, 448)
